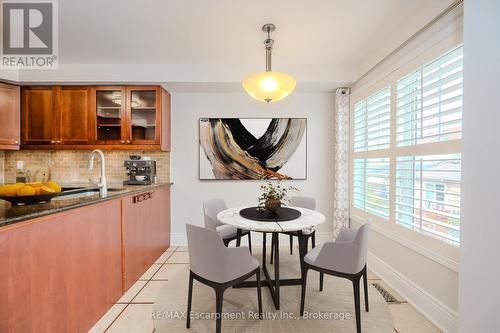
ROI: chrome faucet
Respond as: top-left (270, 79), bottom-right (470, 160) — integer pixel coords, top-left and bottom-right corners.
top-left (88, 149), bottom-right (107, 196)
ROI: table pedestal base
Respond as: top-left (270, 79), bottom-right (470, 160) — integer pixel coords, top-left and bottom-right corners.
top-left (233, 230), bottom-right (310, 310)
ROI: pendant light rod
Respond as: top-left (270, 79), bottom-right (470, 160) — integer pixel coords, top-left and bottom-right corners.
top-left (262, 23), bottom-right (276, 72)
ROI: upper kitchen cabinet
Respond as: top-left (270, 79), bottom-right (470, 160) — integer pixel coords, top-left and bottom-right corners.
top-left (0, 83), bottom-right (20, 150)
top-left (22, 86), bottom-right (58, 145)
top-left (22, 86), bottom-right (93, 147)
top-left (93, 86), bottom-right (127, 145)
top-left (121, 86), bottom-right (170, 150)
top-left (21, 85), bottom-right (171, 151)
top-left (127, 86), bottom-right (161, 145)
top-left (92, 86), bottom-right (170, 149)
top-left (58, 87), bottom-right (94, 145)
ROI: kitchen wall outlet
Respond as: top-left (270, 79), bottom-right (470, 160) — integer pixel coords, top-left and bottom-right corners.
top-left (16, 161), bottom-right (24, 170)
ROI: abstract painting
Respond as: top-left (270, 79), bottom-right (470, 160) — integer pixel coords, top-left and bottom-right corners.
top-left (199, 118), bottom-right (307, 180)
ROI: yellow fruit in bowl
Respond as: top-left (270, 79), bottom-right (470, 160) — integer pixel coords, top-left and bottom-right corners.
top-left (45, 181), bottom-right (61, 193)
top-left (40, 185), bottom-right (56, 195)
top-left (2, 183), bottom-right (24, 197)
top-left (17, 185), bottom-right (36, 197)
top-left (2, 185), bottom-right (16, 197)
top-left (26, 182), bottom-right (43, 188)
top-left (1, 185), bottom-right (14, 196)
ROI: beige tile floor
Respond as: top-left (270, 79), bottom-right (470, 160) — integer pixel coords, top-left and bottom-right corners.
top-left (88, 246), bottom-right (442, 333)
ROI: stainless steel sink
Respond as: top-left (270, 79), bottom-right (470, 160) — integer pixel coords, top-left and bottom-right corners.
top-left (54, 188), bottom-right (125, 200)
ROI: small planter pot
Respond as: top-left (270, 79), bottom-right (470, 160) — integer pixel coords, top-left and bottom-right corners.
top-left (265, 198), bottom-right (282, 212)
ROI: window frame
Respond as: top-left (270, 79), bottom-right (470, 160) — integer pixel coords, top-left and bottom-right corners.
top-left (350, 45), bottom-right (463, 247)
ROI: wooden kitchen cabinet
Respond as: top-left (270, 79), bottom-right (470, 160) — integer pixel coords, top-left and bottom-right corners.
top-left (0, 200), bottom-right (123, 333)
top-left (58, 86), bottom-right (94, 145)
top-left (93, 86), bottom-right (127, 145)
top-left (21, 85), bottom-right (171, 151)
top-left (127, 86), bottom-right (162, 145)
top-left (93, 85), bottom-right (170, 149)
top-left (0, 184), bottom-right (171, 333)
top-left (0, 83), bottom-right (20, 150)
top-left (22, 86), bottom-right (93, 146)
top-left (122, 185), bottom-right (171, 290)
top-left (21, 86), bottom-right (57, 145)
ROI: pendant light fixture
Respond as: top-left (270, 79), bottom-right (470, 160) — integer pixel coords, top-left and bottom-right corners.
top-left (242, 24), bottom-right (296, 103)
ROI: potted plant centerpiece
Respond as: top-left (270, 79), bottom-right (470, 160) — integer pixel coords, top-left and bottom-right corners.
top-left (258, 180), bottom-right (298, 213)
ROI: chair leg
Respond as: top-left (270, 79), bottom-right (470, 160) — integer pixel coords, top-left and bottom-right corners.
top-left (289, 234), bottom-right (293, 255)
top-left (311, 231), bottom-right (316, 249)
top-left (186, 271), bottom-right (194, 328)
top-left (248, 232), bottom-right (252, 254)
top-left (300, 268), bottom-right (309, 316)
top-left (236, 228), bottom-right (242, 247)
top-left (256, 270), bottom-right (263, 319)
top-left (319, 272), bottom-right (324, 291)
top-left (363, 266), bottom-right (369, 312)
top-left (223, 239), bottom-right (230, 247)
top-left (270, 236), bottom-right (274, 264)
top-left (352, 276), bottom-right (362, 333)
top-left (262, 233), bottom-right (267, 267)
top-left (215, 288), bottom-right (225, 333)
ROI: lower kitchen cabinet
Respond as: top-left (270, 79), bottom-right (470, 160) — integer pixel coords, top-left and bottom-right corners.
top-left (122, 185), bottom-right (171, 290)
top-left (0, 185), bottom-right (171, 333)
top-left (0, 200), bottom-right (123, 333)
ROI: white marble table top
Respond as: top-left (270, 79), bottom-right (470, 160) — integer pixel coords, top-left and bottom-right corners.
top-left (217, 206), bottom-right (326, 233)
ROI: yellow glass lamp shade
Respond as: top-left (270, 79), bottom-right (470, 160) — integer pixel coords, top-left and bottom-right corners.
top-left (242, 71), bottom-right (296, 103)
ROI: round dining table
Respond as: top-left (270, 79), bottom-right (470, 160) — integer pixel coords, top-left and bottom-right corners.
top-left (217, 206), bottom-right (325, 310)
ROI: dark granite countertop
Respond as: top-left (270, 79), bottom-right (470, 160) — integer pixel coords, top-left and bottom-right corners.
top-left (0, 182), bottom-right (173, 228)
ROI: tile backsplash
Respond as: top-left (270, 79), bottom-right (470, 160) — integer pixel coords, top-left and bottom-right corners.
top-left (1, 150), bottom-right (170, 184)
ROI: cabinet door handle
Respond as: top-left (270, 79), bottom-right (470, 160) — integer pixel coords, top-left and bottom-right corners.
top-left (50, 140), bottom-right (56, 144)
top-left (14, 140), bottom-right (19, 144)
top-left (56, 140), bottom-right (61, 144)
top-left (126, 140), bottom-right (131, 144)
top-left (121, 140), bottom-right (125, 144)
top-left (132, 191), bottom-right (154, 203)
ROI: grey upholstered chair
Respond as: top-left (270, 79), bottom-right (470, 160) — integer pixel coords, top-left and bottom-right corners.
top-left (186, 224), bottom-right (262, 333)
top-left (300, 222), bottom-right (371, 333)
top-left (270, 196), bottom-right (316, 264)
top-left (203, 198), bottom-right (252, 253)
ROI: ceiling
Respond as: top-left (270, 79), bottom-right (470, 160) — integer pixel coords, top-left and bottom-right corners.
top-left (19, 0), bottom-right (454, 88)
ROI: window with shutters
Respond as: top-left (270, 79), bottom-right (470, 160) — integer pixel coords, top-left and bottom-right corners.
top-left (396, 46), bottom-right (463, 146)
top-left (351, 45), bottom-right (463, 246)
top-left (354, 87), bottom-right (391, 152)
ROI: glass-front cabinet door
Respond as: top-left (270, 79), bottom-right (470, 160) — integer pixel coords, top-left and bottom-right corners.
top-left (94, 87), bottom-right (127, 144)
top-left (127, 87), bottom-right (160, 144)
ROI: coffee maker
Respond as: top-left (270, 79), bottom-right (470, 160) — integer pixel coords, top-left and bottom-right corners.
top-left (123, 159), bottom-right (157, 185)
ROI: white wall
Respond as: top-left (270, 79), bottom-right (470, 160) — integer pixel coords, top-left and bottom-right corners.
top-left (17, 64), bottom-right (355, 92)
top-left (170, 91), bottom-right (335, 246)
top-left (0, 68), bottom-right (19, 82)
top-left (459, 1), bottom-right (500, 332)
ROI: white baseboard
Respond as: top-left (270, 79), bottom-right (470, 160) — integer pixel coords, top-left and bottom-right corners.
top-left (367, 251), bottom-right (458, 333)
top-left (170, 232), bottom-right (334, 247)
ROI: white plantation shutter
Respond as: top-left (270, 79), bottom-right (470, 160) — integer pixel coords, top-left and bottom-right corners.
top-left (353, 159), bottom-right (365, 210)
top-left (351, 45), bottom-right (463, 246)
top-left (353, 101), bottom-right (367, 152)
top-left (353, 158), bottom-right (390, 219)
top-left (395, 154), bottom-right (461, 245)
top-left (353, 87), bottom-right (390, 152)
top-left (397, 46), bottom-right (463, 146)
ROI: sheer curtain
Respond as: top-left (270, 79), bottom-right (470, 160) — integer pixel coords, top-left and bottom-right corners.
top-left (333, 88), bottom-right (350, 237)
